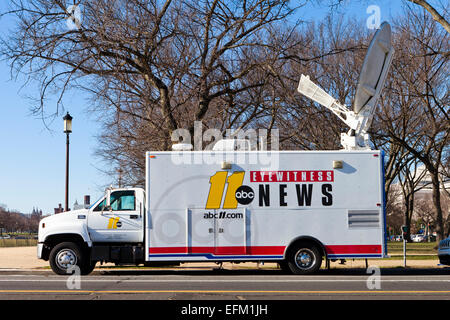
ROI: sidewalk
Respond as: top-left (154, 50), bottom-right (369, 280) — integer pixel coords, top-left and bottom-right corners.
top-left (0, 246), bottom-right (443, 271)
top-left (0, 247), bottom-right (48, 269)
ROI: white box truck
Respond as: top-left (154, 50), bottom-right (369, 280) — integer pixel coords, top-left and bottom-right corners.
top-left (37, 149), bottom-right (387, 275)
top-left (37, 22), bottom-right (394, 275)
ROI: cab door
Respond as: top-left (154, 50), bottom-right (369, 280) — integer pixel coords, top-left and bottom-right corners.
top-left (87, 190), bottom-right (143, 243)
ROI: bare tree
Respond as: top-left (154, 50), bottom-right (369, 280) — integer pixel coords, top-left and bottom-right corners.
top-left (385, 185), bottom-right (404, 238)
top-left (256, 16), bottom-right (368, 151)
top-left (0, 206), bottom-right (40, 233)
top-left (373, 7), bottom-right (449, 242)
top-left (397, 159), bottom-right (428, 241)
top-left (406, 0), bottom-right (450, 34)
top-left (1, 0), bottom-right (307, 186)
top-left (328, 0), bottom-right (450, 34)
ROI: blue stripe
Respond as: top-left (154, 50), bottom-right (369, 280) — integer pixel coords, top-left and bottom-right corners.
top-left (328, 254), bottom-right (383, 258)
top-left (381, 150), bottom-right (388, 256)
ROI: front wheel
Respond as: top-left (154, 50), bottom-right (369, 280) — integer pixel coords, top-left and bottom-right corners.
top-left (49, 242), bottom-right (86, 275)
top-left (286, 244), bottom-right (322, 275)
top-left (80, 261), bottom-right (97, 275)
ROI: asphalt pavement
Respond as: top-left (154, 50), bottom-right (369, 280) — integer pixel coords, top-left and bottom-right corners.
top-left (0, 267), bottom-right (449, 300)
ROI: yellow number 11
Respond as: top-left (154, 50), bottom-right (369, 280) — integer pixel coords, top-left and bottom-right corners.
top-left (205, 171), bottom-right (245, 209)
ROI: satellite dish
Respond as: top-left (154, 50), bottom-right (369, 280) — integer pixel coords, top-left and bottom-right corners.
top-left (353, 22), bottom-right (393, 114)
top-left (297, 22), bottom-right (394, 150)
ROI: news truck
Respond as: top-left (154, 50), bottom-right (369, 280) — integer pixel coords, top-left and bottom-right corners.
top-left (37, 22), bottom-right (393, 275)
top-left (37, 148), bottom-right (387, 275)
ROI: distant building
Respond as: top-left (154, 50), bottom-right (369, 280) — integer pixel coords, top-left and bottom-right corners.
top-left (54, 203), bottom-right (64, 214)
top-left (73, 195), bottom-right (91, 210)
top-left (84, 195), bottom-right (91, 208)
top-left (73, 199), bottom-right (83, 210)
top-left (31, 207), bottom-right (43, 217)
top-left (414, 165), bottom-right (450, 198)
top-left (389, 165), bottom-right (449, 232)
top-left (391, 165), bottom-right (449, 202)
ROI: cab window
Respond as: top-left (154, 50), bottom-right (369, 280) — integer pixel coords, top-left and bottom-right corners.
top-left (92, 191), bottom-right (136, 211)
top-left (110, 191), bottom-right (136, 211)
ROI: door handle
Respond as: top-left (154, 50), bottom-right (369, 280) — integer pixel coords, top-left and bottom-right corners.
top-left (208, 228), bottom-right (214, 233)
top-left (219, 228), bottom-right (224, 233)
top-left (130, 215), bottom-right (139, 219)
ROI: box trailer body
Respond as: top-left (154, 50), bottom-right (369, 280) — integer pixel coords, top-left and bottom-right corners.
top-left (145, 150), bottom-right (387, 262)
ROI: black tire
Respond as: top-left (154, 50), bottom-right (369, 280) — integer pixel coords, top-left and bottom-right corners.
top-left (49, 242), bottom-right (85, 276)
top-left (80, 260), bottom-right (96, 275)
top-left (286, 243), bottom-right (322, 275)
top-left (278, 260), bottom-right (290, 274)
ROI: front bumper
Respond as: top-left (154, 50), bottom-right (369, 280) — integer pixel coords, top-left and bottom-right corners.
top-left (438, 245), bottom-right (450, 265)
top-left (37, 243), bottom-right (44, 260)
top-left (438, 254), bottom-right (450, 265)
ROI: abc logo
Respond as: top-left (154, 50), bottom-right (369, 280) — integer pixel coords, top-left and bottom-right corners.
top-left (235, 185), bottom-right (254, 205)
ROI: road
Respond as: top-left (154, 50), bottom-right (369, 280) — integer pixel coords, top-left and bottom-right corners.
top-left (0, 268), bottom-right (449, 300)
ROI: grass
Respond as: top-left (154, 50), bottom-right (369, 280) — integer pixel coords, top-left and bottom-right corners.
top-left (0, 239), bottom-right (38, 247)
top-left (0, 239), bottom-right (440, 258)
top-left (387, 242), bottom-right (438, 255)
top-left (384, 255), bottom-right (438, 260)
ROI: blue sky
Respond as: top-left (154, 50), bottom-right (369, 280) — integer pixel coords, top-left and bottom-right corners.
top-left (0, 0), bottom-right (406, 215)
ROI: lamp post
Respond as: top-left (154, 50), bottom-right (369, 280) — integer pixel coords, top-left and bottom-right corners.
top-left (63, 112), bottom-right (73, 212)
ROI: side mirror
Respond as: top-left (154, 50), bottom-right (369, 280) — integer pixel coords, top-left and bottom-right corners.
top-left (100, 189), bottom-right (113, 215)
top-left (106, 189), bottom-right (111, 208)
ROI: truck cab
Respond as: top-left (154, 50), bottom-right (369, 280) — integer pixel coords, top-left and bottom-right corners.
top-left (37, 187), bottom-right (145, 275)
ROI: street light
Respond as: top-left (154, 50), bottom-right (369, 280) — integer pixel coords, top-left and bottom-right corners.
top-left (63, 112), bottom-right (73, 212)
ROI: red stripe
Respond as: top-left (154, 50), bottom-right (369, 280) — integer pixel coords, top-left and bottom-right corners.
top-left (149, 246), bottom-right (285, 256)
top-left (250, 170), bottom-right (334, 182)
top-left (149, 247), bottom-right (188, 254)
top-left (149, 244), bottom-right (382, 256)
top-left (214, 246), bottom-right (246, 255)
top-left (325, 245), bottom-right (382, 255)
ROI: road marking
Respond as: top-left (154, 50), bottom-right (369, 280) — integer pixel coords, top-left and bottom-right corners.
top-left (0, 289), bottom-right (450, 294)
top-left (1, 278), bottom-right (450, 283)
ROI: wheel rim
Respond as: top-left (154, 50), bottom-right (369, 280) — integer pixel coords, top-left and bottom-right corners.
top-left (294, 248), bottom-right (315, 270)
top-left (55, 249), bottom-right (77, 270)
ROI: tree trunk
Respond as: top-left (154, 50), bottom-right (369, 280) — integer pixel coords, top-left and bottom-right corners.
top-left (404, 192), bottom-right (413, 242)
top-left (431, 171), bottom-right (445, 243)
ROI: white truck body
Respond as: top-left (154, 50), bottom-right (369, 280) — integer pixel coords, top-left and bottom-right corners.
top-left (37, 22), bottom-right (393, 275)
top-left (37, 149), bottom-right (387, 274)
top-left (145, 150), bottom-right (387, 262)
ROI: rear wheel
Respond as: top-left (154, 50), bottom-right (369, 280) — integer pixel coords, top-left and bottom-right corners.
top-left (278, 260), bottom-right (290, 274)
top-left (286, 244), bottom-right (322, 275)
